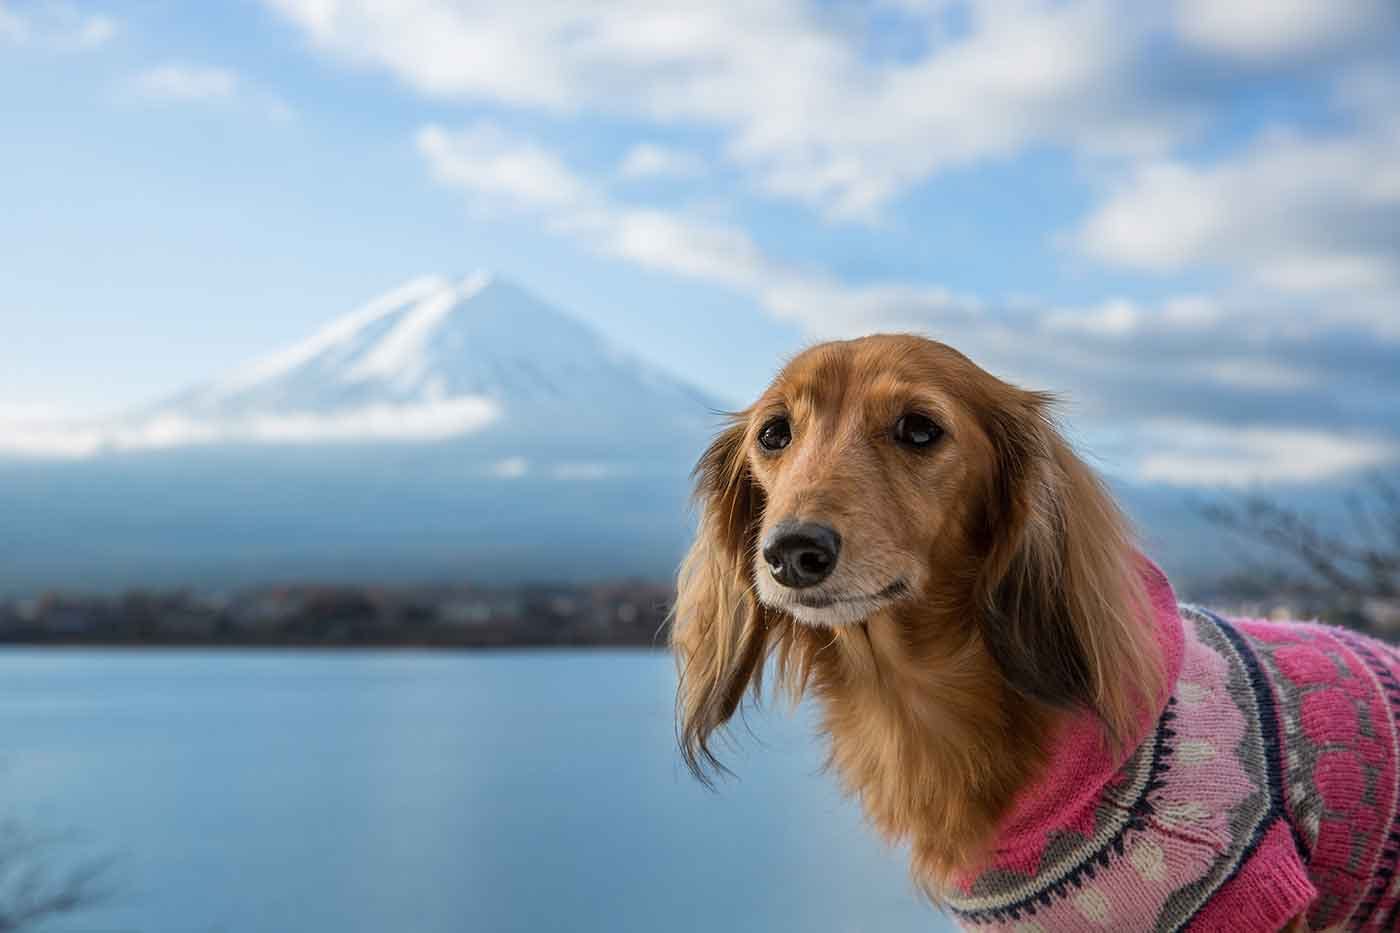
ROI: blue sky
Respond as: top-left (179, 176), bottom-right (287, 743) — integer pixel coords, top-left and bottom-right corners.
top-left (2, 0), bottom-right (1398, 487)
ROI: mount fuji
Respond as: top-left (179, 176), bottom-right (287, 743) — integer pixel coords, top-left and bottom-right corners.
top-left (0, 275), bottom-right (723, 594)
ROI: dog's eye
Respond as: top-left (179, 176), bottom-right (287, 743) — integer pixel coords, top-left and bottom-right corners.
top-left (757, 417), bottom-right (791, 452)
top-left (893, 413), bottom-right (943, 449)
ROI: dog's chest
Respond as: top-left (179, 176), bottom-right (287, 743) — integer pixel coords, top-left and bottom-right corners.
top-left (944, 608), bottom-right (1400, 932)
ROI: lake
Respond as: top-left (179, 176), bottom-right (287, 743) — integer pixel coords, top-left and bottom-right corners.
top-left (0, 649), bottom-right (954, 932)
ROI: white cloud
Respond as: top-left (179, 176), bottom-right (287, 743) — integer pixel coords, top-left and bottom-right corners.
top-left (489, 458), bottom-right (623, 480)
top-left (418, 121), bottom-right (986, 334)
top-left (617, 143), bottom-right (705, 180)
top-left (1134, 421), bottom-right (1398, 487)
top-left (1045, 299), bottom-right (1141, 337)
top-left (71, 9), bottom-right (111, 47)
top-left (266, 0), bottom-right (1199, 220)
top-left (1043, 295), bottom-right (1232, 339)
top-left (130, 63), bottom-right (240, 102)
top-left (0, 401), bottom-right (77, 424)
top-left (0, 4), bottom-right (23, 42)
top-left (1191, 359), bottom-right (1319, 392)
top-left (0, 1), bottom-right (115, 49)
top-left (124, 63), bottom-right (295, 119)
top-left (417, 124), bottom-right (590, 211)
top-left (1337, 65), bottom-right (1400, 135)
top-left (588, 209), bottom-right (772, 291)
top-left (1175, 0), bottom-right (1395, 62)
top-left (0, 397), bottom-right (501, 460)
top-left (265, 97), bottom-right (298, 122)
top-left (491, 456), bottom-right (529, 478)
top-left (551, 462), bottom-right (619, 480)
top-left (419, 122), bottom-right (767, 288)
top-left (1074, 122), bottom-right (1400, 328)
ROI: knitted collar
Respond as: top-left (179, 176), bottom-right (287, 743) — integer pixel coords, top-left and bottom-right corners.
top-left (968, 559), bottom-right (1186, 879)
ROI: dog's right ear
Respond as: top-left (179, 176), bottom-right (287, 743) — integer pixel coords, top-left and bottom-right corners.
top-left (671, 417), bottom-right (771, 784)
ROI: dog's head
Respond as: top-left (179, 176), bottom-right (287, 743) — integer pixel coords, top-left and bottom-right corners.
top-left (673, 335), bottom-right (1160, 780)
top-left (744, 336), bottom-right (1020, 628)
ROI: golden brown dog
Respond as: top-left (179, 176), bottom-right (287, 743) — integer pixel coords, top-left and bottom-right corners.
top-left (671, 335), bottom-right (1322, 931)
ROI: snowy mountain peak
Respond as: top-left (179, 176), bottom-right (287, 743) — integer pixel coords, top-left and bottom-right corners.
top-left (191, 271), bottom-right (633, 411)
top-left (1, 274), bottom-right (719, 459)
top-left (211, 274), bottom-right (451, 400)
top-left (345, 277), bottom-right (478, 387)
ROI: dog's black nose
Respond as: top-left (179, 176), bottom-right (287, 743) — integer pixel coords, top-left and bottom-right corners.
top-left (762, 521), bottom-right (841, 589)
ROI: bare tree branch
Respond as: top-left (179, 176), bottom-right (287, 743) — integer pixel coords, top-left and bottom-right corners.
top-left (0, 821), bottom-right (113, 932)
top-left (1198, 474), bottom-right (1400, 631)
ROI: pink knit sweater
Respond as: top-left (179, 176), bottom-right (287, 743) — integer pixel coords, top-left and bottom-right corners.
top-left (945, 562), bottom-right (1400, 931)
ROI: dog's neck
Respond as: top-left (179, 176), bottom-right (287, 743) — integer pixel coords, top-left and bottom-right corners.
top-left (809, 601), bottom-right (1055, 890)
top-left (805, 566), bottom-right (1182, 892)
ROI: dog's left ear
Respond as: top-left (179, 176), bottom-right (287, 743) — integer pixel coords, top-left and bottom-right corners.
top-left (671, 419), bottom-right (772, 783)
top-left (974, 392), bottom-right (1161, 741)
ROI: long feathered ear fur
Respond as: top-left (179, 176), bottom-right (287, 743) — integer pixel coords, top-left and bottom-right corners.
top-left (671, 418), bottom-right (773, 783)
top-left (975, 392), bottom-right (1163, 743)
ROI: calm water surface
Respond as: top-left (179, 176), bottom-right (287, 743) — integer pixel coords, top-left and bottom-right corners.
top-left (0, 649), bottom-right (953, 933)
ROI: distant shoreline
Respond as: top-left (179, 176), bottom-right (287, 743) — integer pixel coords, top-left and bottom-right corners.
top-left (0, 638), bottom-right (669, 652)
top-left (0, 580), bottom-right (676, 651)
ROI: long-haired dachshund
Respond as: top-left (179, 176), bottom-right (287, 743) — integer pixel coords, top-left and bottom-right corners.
top-left (672, 335), bottom-right (1398, 932)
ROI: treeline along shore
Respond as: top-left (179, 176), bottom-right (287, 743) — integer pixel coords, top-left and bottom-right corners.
top-left (0, 582), bottom-right (674, 649)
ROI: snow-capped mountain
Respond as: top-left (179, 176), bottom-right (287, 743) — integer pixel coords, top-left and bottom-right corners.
top-left (8, 273), bottom-right (720, 460)
top-left (170, 272), bottom-right (715, 429)
top-left (0, 276), bottom-right (722, 593)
